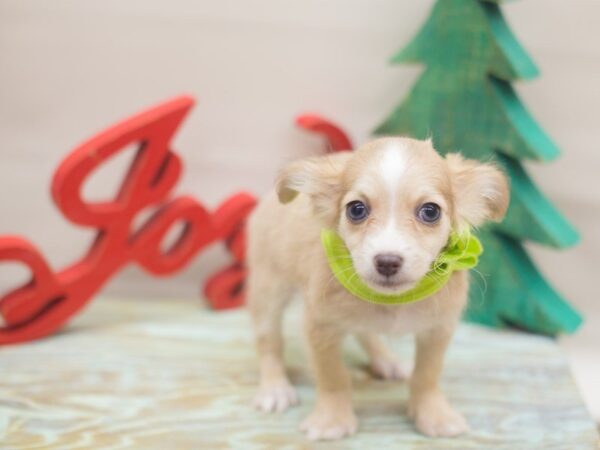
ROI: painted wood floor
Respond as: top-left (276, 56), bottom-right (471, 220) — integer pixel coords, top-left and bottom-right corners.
top-left (1, 297), bottom-right (597, 449)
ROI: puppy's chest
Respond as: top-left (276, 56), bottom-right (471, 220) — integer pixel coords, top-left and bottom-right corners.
top-left (334, 298), bottom-right (444, 335)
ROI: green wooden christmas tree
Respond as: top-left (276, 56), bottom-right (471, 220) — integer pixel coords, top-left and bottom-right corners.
top-left (375, 0), bottom-right (581, 335)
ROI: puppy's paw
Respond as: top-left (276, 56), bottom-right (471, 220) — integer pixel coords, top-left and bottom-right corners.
top-left (300, 407), bottom-right (358, 441)
top-left (409, 392), bottom-right (469, 437)
top-left (369, 355), bottom-right (410, 380)
top-left (254, 380), bottom-right (299, 413)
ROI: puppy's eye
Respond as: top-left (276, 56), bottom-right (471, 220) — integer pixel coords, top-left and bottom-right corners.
top-left (417, 202), bottom-right (441, 224)
top-left (346, 201), bottom-right (369, 223)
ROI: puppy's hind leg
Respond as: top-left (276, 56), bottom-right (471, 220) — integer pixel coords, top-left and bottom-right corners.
top-left (357, 333), bottom-right (410, 380)
top-left (248, 271), bottom-right (298, 413)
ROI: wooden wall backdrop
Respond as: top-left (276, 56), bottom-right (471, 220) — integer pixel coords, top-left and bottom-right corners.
top-left (1, 297), bottom-right (598, 449)
top-left (0, 0), bottom-right (599, 418)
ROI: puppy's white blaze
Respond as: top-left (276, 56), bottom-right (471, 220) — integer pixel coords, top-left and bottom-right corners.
top-left (352, 143), bottom-right (414, 281)
top-left (366, 221), bottom-right (409, 256)
top-left (378, 143), bottom-right (407, 229)
top-left (380, 144), bottom-right (407, 213)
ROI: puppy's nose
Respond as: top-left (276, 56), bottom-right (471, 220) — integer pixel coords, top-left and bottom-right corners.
top-left (374, 254), bottom-right (404, 277)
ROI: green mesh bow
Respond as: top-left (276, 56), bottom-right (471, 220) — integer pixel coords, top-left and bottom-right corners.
top-left (321, 228), bottom-right (483, 305)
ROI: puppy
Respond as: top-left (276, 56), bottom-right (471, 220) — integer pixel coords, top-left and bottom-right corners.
top-left (246, 137), bottom-right (509, 440)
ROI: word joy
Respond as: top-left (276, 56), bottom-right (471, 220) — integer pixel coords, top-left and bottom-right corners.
top-left (0, 96), bottom-right (256, 345)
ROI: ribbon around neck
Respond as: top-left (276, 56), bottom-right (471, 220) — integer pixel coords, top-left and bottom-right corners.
top-left (320, 228), bottom-right (483, 306)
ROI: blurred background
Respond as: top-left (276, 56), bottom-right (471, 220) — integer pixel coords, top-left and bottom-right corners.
top-left (0, 0), bottom-right (598, 419)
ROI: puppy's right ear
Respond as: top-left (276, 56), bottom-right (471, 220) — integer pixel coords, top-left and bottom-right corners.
top-left (276, 152), bottom-right (351, 216)
top-left (445, 153), bottom-right (510, 227)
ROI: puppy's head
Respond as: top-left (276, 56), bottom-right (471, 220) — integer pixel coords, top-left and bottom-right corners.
top-left (277, 138), bottom-right (509, 293)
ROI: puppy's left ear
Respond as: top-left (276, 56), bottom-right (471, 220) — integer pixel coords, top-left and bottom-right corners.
top-left (446, 153), bottom-right (510, 227)
top-left (276, 152), bottom-right (351, 222)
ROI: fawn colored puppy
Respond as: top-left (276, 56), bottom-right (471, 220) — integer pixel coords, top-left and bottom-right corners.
top-left (246, 137), bottom-right (509, 440)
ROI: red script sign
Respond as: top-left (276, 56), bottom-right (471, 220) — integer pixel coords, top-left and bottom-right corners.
top-left (0, 96), bottom-right (256, 345)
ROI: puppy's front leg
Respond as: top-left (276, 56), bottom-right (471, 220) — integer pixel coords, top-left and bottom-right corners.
top-left (409, 323), bottom-right (469, 437)
top-left (300, 313), bottom-right (357, 441)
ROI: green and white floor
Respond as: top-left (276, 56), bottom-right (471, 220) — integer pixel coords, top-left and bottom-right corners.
top-left (1, 297), bottom-right (597, 449)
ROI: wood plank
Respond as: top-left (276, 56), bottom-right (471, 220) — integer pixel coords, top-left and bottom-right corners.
top-left (1, 297), bottom-right (597, 449)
